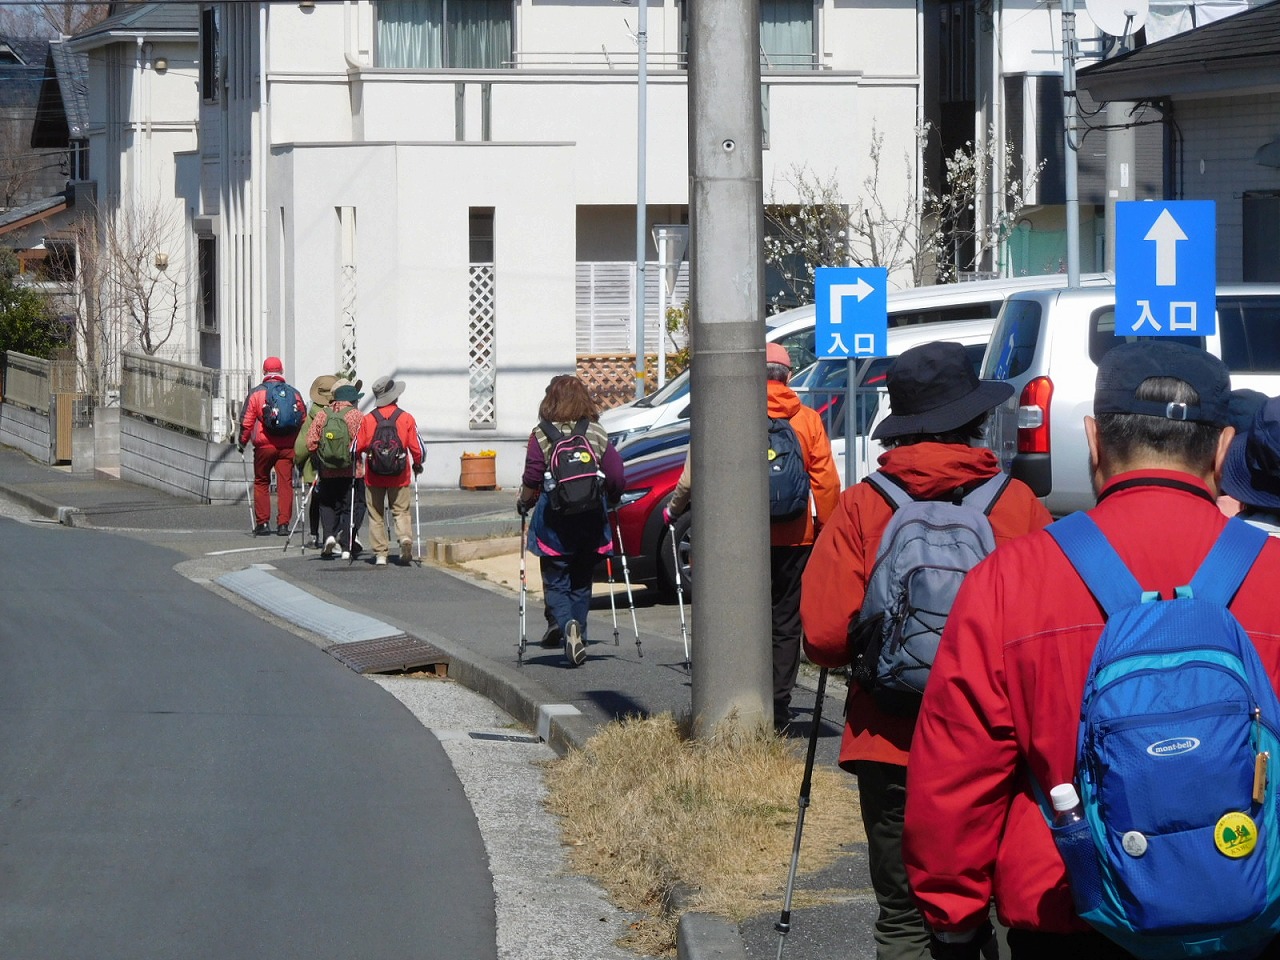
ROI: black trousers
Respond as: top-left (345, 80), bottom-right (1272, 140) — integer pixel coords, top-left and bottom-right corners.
top-left (769, 543), bottom-right (811, 722)
top-left (317, 477), bottom-right (367, 549)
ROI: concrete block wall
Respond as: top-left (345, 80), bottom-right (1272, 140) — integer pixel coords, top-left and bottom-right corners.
top-left (0, 403), bottom-right (54, 463)
top-left (120, 414), bottom-right (247, 504)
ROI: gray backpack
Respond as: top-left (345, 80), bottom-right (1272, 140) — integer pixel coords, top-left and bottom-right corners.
top-left (849, 471), bottom-right (1009, 715)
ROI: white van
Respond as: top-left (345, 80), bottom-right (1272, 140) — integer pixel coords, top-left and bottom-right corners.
top-left (793, 317), bottom-right (997, 487)
top-left (600, 272), bottom-right (1111, 445)
top-left (982, 284), bottom-right (1280, 516)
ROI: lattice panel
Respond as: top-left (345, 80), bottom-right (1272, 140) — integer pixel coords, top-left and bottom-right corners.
top-left (577, 354), bottom-right (659, 411)
top-left (340, 263), bottom-right (358, 376)
top-left (468, 264), bottom-right (497, 428)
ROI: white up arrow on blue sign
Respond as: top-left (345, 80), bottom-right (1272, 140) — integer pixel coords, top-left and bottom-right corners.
top-left (814, 266), bottom-right (888, 359)
top-left (1116, 200), bottom-right (1216, 337)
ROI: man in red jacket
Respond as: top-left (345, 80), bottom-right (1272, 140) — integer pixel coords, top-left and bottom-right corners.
top-left (802, 340), bottom-right (1050, 960)
top-left (238, 356), bottom-right (306, 536)
top-left (903, 342), bottom-right (1280, 959)
top-left (356, 376), bottom-right (424, 566)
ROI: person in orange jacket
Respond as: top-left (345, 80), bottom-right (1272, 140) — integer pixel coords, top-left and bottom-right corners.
top-left (356, 376), bottom-right (425, 566)
top-left (801, 340), bottom-right (1051, 960)
top-left (766, 341), bottom-right (841, 730)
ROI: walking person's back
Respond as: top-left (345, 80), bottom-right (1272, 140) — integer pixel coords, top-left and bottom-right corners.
top-left (306, 379), bottom-right (367, 560)
top-left (516, 375), bottom-right (624, 666)
top-left (903, 342), bottom-right (1280, 960)
top-left (356, 376), bottom-right (424, 566)
top-left (238, 357), bottom-right (307, 536)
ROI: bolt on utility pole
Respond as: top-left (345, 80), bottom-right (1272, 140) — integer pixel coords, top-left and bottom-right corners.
top-left (687, 0), bottom-right (773, 736)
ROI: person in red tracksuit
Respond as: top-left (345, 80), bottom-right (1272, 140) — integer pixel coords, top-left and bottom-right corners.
top-left (356, 376), bottom-right (425, 566)
top-left (903, 342), bottom-right (1280, 960)
top-left (801, 340), bottom-right (1050, 960)
top-left (238, 356), bottom-right (306, 536)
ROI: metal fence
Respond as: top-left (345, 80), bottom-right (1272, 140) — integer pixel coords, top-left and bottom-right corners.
top-left (121, 350), bottom-right (216, 437)
top-left (2, 351), bottom-right (76, 414)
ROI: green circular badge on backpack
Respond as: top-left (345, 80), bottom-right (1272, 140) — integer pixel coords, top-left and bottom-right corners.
top-left (1215, 812), bottom-right (1258, 858)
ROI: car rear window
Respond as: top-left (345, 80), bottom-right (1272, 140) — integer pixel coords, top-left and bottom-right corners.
top-left (1088, 308), bottom-right (1202, 366)
top-left (982, 300), bottom-right (1042, 380)
top-left (1217, 296), bottom-right (1280, 373)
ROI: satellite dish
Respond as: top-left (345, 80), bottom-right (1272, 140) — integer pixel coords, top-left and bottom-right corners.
top-left (1086, 0), bottom-right (1149, 36)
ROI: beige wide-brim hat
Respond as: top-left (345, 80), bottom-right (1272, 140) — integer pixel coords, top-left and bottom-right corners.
top-left (371, 376), bottom-right (405, 406)
top-left (310, 374), bottom-right (339, 406)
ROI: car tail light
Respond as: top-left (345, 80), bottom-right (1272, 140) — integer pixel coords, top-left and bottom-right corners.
top-left (1017, 377), bottom-right (1052, 455)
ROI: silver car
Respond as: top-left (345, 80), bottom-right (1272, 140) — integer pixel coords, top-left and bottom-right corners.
top-left (982, 284), bottom-right (1280, 516)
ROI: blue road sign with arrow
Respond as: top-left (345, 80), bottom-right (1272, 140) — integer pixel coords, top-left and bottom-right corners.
top-left (814, 267), bottom-right (888, 359)
top-left (1116, 200), bottom-right (1216, 337)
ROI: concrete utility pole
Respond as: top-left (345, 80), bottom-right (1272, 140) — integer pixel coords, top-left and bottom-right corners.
top-left (687, 0), bottom-right (773, 736)
top-left (1062, 0), bottom-right (1082, 285)
top-left (1104, 103), bottom-right (1137, 271)
top-left (633, 0), bottom-right (649, 399)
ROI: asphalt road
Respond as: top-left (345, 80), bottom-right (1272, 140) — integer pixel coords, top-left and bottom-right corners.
top-left (0, 515), bottom-right (497, 959)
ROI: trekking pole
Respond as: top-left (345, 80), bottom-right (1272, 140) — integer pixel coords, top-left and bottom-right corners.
top-left (669, 521), bottom-right (690, 672)
top-left (240, 447), bottom-right (255, 533)
top-left (606, 557), bottom-right (620, 645)
top-left (775, 666), bottom-right (830, 960)
top-left (517, 513), bottom-right (529, 664)
top-left (611, 507), bottom-right (641, 655)
top-left (284, 476), bottom-right (318, 554)
top-left (412, 447), bottom-right (423, 565)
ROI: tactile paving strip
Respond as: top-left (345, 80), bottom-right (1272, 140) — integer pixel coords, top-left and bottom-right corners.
top-left (325, 635), bottom-right (452, 675)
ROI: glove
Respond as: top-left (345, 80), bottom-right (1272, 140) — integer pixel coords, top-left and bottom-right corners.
top-left (928, 921), bottom-right (993, 960)
top-left (662, 505), bottom-right (674, 525)
top-left (237, 443), bottom-right (245, 455)
top-left (412, 463), bottom-right (423, 477)
top-left (516, 497), bottom-right (532, 517)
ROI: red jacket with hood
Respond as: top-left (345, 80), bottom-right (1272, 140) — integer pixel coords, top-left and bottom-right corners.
top-left (768, 379), bottom-right (841, 548)
top-left (356, 403), bottom-right (425, 488)
top-left (800, 442), bottom-right (1051, 769)
top-left (902, 472), bottom-right (1280, 937)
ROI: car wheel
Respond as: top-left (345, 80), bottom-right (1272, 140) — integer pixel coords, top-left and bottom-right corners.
top-left (658, 510), bottom-right (692, 601)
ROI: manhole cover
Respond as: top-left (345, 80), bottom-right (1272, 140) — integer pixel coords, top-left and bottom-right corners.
top-left (325, 635), bottom-right (451, 675)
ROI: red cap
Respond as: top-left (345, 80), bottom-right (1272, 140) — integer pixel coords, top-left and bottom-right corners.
top-left (765, 342), bottom-right (792, 370)
top-left (263, 356), bottom-right (284, 374)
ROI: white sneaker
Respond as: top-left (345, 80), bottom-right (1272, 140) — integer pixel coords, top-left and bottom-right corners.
top-left (375, 555), bottom-right (388, 566)
top-left (563, 619), bottom-right (586, 667)
top-left (340, 550), bottom-right (351, 560)
top-left (321, 536), bottom-right (337, 558)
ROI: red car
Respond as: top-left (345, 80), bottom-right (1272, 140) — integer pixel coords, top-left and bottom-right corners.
top-left (603, 432), bottom-right (691, 599)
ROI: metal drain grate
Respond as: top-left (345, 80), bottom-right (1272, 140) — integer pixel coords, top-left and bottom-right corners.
top-left (325, 635), bottom-right (452, 675)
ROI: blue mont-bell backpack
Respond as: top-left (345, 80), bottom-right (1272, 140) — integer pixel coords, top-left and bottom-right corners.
top-left (767, 417), bottom-right (811, 522)
top-left (1045, 513), bottom-right (1280, 960)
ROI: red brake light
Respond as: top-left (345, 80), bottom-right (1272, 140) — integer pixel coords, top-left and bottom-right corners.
top-left (1017, 376), bottom-right (1053, 455)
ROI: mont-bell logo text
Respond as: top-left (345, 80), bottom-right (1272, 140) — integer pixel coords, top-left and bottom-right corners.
top-left (1146, 737), bottom-right (1201, 757)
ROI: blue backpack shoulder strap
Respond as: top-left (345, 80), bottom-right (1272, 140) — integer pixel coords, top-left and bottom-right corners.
top-left (1187, 517), bottom-right (1268, 606)
top-left (1047, 512), bottom-right (1144, 617)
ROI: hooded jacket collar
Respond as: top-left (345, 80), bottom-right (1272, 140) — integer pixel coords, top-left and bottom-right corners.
top-left (876, 442), bottom-right (1003, 500)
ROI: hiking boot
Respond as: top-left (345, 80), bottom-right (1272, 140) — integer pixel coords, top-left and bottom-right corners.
top-left (340, 550), bottom-right (351, 561)
top-left (277, 524), bottom-right (289, 537)
top-left (540, 625), bottom-right (563, 648)
top-left (563, 620), bottom-right (586, 666)
top-left (375, 555), bottom-right (388, 566)
top-left (400, 539), bottom-right (413, 564)
top-left (254, 523), bottom-right (271, 537)
top-left (321, 536), bottom-right (338, 558)
top-left (347, 538), bottom-right (363, 560)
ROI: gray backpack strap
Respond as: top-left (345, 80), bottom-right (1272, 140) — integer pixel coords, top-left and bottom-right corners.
top-left (864, 471), bottom-right (914, 510)
top-left (961, 472), bottom-right (1011, 516)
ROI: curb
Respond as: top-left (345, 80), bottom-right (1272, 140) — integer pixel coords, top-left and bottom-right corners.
top-left (0, 482), bottom-right (85, 527)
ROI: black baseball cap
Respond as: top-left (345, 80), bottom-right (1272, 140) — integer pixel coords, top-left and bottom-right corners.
top-left (1094, 341), bottom-right (1231, 426)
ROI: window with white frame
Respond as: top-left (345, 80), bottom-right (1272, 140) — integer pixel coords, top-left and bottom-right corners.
top-left (678, 0), bottom-right (816, 70)
top-left (376, 0), bottom-right (514, 69)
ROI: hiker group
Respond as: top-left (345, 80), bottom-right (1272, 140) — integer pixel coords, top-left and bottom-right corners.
top-left (238, 358), bottom-right (424, 566)
top-left (791, 338), bottom-right (1280, 960)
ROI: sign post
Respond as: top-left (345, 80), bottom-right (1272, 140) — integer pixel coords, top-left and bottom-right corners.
top-left (1115, 200), bottom-right (1216, 336)
top-left (814, 267), bottom-right (888, 488)
top-left (651, 224), bottom-right (690, 388)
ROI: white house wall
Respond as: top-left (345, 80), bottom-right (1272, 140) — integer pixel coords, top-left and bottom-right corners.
top-left (1176, 92), bottom-right (1280, 282)
top-left (270, 140), bottom-right (576, 488)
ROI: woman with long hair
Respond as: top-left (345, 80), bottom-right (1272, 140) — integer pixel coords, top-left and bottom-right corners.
top-left (516, 375), bottom-right (625, 665)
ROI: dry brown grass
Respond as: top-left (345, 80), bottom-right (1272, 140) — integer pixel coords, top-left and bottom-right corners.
top-left (543, 713), bottom-right (865, 957)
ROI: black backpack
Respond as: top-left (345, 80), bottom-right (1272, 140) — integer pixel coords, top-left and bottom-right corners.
top-left (768, 417), bottom-right (812, 522)
top-left (263, 382), bottom-right (304, 434)
top-left (367, 409), bottom-right (408, 476)
top-left (539, 419), bottom-right (605, 516)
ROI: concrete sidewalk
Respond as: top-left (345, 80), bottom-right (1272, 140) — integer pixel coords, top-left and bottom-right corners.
top-left (0, 444), bottom-right (875, 960)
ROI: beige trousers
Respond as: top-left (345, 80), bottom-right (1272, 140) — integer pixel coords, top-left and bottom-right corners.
top-left (366, 483), bottom-right (414, 558)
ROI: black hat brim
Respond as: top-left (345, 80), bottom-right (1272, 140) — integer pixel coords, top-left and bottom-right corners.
top-left (1221, 433), bottom-right (1280, 510)
top-left (872, 380), bottom-right (1014, 441)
